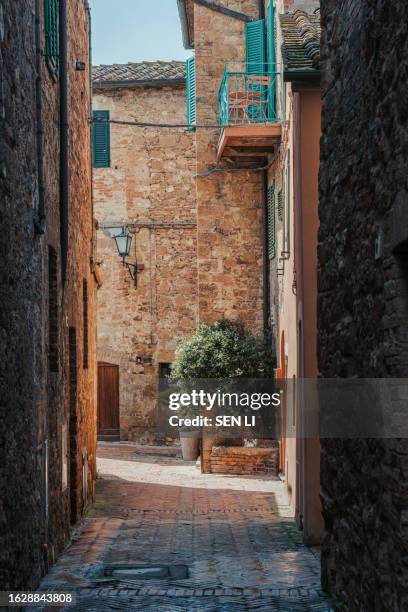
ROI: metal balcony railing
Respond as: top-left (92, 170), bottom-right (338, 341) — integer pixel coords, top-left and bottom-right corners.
top-left (218, 62), bottom-right (279, 127)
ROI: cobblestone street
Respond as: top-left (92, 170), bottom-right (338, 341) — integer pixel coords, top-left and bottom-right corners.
top-left (30, 444), bottom-right (332, 611)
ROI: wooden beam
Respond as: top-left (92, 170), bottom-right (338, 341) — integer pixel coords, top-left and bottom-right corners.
top-left (223, 147), bottom-right (270, 157)
top-left (217, 124), bottom-right (281, 163)
top-left (226, 139), bottom-right (277, 148)
top-left (223, 124), bottom-right (281, 138)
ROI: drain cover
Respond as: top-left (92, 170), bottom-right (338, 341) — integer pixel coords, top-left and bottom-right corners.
top-left (103, 565), bottom-right (189, 580)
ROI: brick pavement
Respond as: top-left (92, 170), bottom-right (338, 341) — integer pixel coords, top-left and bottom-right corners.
top-left (30, 443), bottom-right (333, 611)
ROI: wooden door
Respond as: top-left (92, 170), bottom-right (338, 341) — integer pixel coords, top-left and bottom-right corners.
top-left (97, 362), bottom-right (120, 441)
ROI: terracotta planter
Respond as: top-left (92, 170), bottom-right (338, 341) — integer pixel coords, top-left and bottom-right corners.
top-left (179, 431), bottom-right (200, 461)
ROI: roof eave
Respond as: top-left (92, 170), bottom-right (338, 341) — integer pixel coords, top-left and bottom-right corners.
top-left (177, 0), bottom-right (194, 50)
top-left (283, 68), bottom-right (321, 87)
top-left (92, 77), bottom-right (186, 90)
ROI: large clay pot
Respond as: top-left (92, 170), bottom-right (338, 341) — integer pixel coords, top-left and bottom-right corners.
top-left (180, 431), bottom-right (200, 461)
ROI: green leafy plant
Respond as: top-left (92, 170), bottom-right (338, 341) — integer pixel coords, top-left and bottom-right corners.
top-left (170, 319), bottom-right (275, 380)
top-left (167, 320), bottom-right (276, 434)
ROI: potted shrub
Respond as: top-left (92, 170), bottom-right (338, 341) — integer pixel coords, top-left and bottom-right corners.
top-left (170, 320), bottom-right (275, 462)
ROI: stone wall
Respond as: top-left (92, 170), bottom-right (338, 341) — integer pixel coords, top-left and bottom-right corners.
top-left (0, 0), bottom-right (96, 590)
top-left (94, 83), bottom-right (197, 441)
top-left (65, 0), bottom-right (97, 525)
top-left (319, 0), bottom-right (408, 609)
top-left (0, 0), bottom-right (45, 590)
top-left (193, 0), bottom-right (265, 333)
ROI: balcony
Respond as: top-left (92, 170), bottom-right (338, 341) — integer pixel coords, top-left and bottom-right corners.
top-left (217, 63), bottom-right (281, 164)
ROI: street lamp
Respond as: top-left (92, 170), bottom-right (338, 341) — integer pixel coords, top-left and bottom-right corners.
top-left (113, 229), bottom-right (133, 258)
top-left (112, 227), bottom-right (138, 287)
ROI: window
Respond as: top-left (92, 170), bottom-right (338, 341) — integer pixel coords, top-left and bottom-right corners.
top-left (186, 57), bottom-right (196, 131)
top-left (82, 280), bottom-right (89, 369)
top-left (159, 363), bottom-right (172, 378)
top-left (159, 363), bottom-right (172, 392)
top-left (48, 246), bottom-right (59, 372)
top-left (44, 0), bottom-right (59, 75)
top-left (267, 182), bottom-right (276, 259)
top-left (92, 110), bottom-right (110, 168)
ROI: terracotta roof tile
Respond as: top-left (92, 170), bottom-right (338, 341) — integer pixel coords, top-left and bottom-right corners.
top-left (280, 7), bottom-right (321, 73)
top-left (92, 61), bottom-right (186, 85)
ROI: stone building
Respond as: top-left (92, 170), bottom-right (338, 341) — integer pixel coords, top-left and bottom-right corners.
top-left (178, 0), bottom-right (322, 541)
top-left (184, 0), bottom-right (266, 332)
top-left (319, 0), bottom-right (408, 609)
top-left (93, 62), bottom-right (197, 442)
top-left (0, 0), bottom-right (97, 590)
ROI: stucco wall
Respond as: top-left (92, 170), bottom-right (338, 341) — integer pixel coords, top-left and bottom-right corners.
top-left (296, 89), bottom-right (322, 544)
top-left (266, 58), bottom-right (297, 519)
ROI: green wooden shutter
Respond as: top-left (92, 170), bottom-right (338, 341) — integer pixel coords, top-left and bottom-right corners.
top-left (267, 182), bottom-right (276, 259)
top-left (92, 111), bottom-right (110, 168)
top-left (267, 1), bottom-right (276, 118)
top-left (277, 190), bottom-right (283, 221)
top-left (186, 57), bottom-right (196, 131)
top-left (246, 20), bottom-right (265, 74)
top-left (246, 20), bottom-right (266, 121)
top-left (44, 0), bottom-right (59, 74)
top-left (267, 2), bottom-right (275, 68)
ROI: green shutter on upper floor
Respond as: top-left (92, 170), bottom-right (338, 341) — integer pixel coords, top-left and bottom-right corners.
top-left (246, 20), bottom-right (265, 74)
top-left (92, 111), bottom-right (110, 168)
top-left (267, 1), bottom-right (276, 118)
top-left (186, 57), bottom-right (196, 131)
top-left (44, 0), bottom-right (59, 75)
top-left (267, 182), bottom-right (276, 259)
top-left (267, 1), bottom-right (276, 68)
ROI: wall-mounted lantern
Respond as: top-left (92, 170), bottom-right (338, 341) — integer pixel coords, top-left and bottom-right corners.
top-left (112, 227), bottom-right (138, 287)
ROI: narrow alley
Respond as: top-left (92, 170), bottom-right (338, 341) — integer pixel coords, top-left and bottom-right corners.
top-left (32, 443), bottom-right (331, 611)
top-left (3, 0), bottom-right (408, 609)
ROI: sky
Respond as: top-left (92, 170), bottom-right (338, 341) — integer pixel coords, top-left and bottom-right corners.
top-left (89, 0), bottom-right (192, 65)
